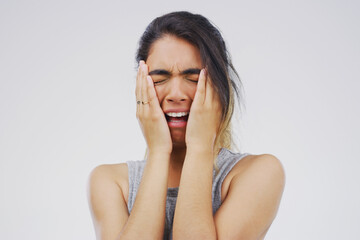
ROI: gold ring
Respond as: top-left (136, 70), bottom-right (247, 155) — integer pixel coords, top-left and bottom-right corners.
top-left (142, 101), bottom-right (150, 105)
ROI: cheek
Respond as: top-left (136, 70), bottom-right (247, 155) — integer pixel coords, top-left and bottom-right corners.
top-left (187, 84), bottom-right (197, 100)
top-left (154, 85), bottom-right (165, 102)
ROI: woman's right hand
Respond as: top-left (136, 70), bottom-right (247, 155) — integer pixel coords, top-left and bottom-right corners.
top-left (136, 60), bottom-right (172, 155)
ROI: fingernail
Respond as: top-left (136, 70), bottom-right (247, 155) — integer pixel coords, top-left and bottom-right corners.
top-left (203, 68), bottom-right (207, 76)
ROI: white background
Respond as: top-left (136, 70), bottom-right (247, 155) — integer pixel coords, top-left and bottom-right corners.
top-left (1, 0), bottom-right (359, 239)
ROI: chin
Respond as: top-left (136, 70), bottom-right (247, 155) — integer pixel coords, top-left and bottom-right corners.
top-left (170, 133), bottom-right (186, 148)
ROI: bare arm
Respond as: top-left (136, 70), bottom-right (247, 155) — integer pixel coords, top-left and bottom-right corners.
top-left (172, 153), bottom-right (285, 240)
top-left (118, 60), bottom-right (173, 239)
top-left (173, 149), bottom-right (216, 239)
top-left (172, 69), bottom-right (219, 239)
top-left (172, 69), bottom-right (285, 239)
top-left (88, 61), bottom-right (173, 239)
top-left (87, 164), bottom-right (129, 240)
top-left (118, 153), bottom-right (170, 239)
top-left (88, 152), bottom-right (169, 240)
top-left (214, 154), bottom-right (285, 239)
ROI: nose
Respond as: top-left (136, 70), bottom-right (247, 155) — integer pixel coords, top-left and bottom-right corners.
top-left (165, 77), bottom-right (188, 103)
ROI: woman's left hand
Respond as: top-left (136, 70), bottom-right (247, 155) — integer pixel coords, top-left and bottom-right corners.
top-left (185, 69), bottom-right (222, 153)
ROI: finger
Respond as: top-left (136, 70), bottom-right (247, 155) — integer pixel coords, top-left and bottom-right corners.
top-left (136, 61), bottom-right (144, 116)
top-left (204, 70), bottom-right (222, 124)
top-left (146, 75), bottom-right (161, 111)
top-left (205, 69), bottom-right (214, 105)
top-left (136, 61), bottom-right (143, 100)
top-left (135, 61), bottom-right (141, 117)
top-left (140, 62), bottom-right (149, 104)
top-left (193, 68), bottom-right (206, 105)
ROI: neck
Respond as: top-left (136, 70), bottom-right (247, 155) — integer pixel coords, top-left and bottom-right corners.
top-left (167, 145), bottom-right (186, 188)
top-left (171, 146), bottom-right (186, 167)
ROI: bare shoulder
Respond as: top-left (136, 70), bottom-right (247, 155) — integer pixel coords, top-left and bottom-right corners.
top-left (88, 163), bottom-right (129, 204)
top-left (222, 154), bottom-right (285, 200)
top-left (215, 154), bottom-right (285, 239)
top-left (87, 163), bottom-right (130, 239)
top-left (230, 153), bottom-right (285, 181)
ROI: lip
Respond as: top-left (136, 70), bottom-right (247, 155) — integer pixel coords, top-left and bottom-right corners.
top-left (167, 120), bottom-right (187, 128)
top-left (163, 108), bottom-right (190, 113)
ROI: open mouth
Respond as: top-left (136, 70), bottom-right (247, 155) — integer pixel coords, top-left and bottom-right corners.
top-left (165, 112), bottom-right (189, 125)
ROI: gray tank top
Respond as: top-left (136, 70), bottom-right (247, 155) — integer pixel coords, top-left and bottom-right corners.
top-left (125, 148), bottom-right (250, 240)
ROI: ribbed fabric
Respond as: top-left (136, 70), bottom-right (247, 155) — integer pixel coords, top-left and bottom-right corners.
top-left (125, 148), bottom-right (250, 240)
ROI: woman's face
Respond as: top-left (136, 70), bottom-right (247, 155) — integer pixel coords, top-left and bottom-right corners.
top-left (146, 35), bottom-right (203, 147)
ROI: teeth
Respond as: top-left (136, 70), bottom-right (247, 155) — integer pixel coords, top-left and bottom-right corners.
top-left (166, 112), bottom-right (189, 117)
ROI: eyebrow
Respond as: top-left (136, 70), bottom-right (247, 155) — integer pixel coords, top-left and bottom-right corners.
top-left (149, 68), bottom-right (201, 76)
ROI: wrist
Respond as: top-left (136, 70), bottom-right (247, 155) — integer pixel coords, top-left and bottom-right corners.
top-left (186, 146), bottom-right (214, 156)
top-left (186, 138), bottom-right (215, 153)
top-left (147, 144), bottom-right (172, 155)
top-left (147, 149), bottom-right (171, 159)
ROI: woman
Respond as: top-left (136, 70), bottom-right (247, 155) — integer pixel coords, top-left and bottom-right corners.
top-left (88, 11), bottom-right (285, 240)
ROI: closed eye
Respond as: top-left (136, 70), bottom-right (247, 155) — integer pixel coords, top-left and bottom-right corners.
top-left (185, 74), bottom-right (199, 83)
top-left (186, 78), bottom-right (198, 83)
top-left (153, 78), bottom-right (168, 85)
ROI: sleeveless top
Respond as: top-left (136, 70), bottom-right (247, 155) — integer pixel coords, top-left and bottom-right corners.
top-left (125, 148), bottom-right (250, 240)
